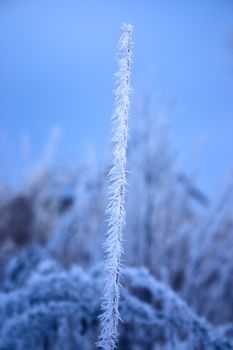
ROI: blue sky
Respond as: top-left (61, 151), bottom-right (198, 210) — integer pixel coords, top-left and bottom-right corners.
top-left (0, 0), bottom-right (233, 196)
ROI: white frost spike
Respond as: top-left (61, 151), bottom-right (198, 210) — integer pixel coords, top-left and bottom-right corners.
top-left (97, 23), bottom-right (133, 350)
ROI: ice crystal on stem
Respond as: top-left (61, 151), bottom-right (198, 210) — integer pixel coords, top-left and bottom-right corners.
top-left (97, 23), bottom-right (133, 350)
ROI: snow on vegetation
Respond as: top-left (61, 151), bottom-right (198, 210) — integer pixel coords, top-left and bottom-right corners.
top-left (0, 24), bottom-right (232, 350)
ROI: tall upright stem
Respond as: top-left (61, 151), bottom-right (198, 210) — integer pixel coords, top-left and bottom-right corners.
top-left (97, 23), bottom-right (133, 350)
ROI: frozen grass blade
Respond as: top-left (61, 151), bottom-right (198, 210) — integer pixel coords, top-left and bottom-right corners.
top-left (97, 23), bottom-right (133, 350)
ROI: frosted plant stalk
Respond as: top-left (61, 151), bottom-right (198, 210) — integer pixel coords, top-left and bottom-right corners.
top-left (97, 23), bottom-right (133, 350)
